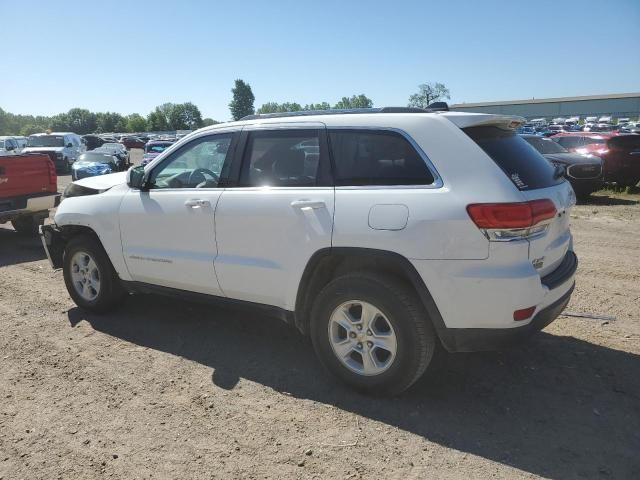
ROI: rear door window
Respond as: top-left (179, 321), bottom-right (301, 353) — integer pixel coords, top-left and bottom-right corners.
top-left (464, 126), bottom-right (564, 191)
top-left (240, 130), bottom-right (324, 187)
top-left (328, 130), bottom-right (435, 186)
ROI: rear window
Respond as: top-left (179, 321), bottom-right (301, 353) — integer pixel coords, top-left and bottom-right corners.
top-left (464, 127), bottom-right (564, 191)
top-left (329, 130), bottom-right (435, 186)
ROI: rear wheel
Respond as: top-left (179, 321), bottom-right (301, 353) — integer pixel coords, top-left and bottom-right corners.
top-left (310, 273), bottom-right (437, 395)
top-left (63, 235), bottom-right (124, 313)
top-left (11, 215), bottom-right (44, 235)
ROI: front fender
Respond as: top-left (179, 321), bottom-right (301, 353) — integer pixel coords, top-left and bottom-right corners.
top-left (53, 184), bottom-right (131, 280)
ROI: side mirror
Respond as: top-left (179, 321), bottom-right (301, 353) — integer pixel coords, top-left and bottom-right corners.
top-left (6, 144), bottom-right (15, 151)
top-left (126, 165), bottom-right (147, 189)
top-left (66, 142), bottom-right (73, 148)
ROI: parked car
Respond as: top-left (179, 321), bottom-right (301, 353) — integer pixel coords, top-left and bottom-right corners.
top-left (521, 134), bottom-right (603, 198)
top-left (141, 140), bottom-right (175, 165)
top-left (22, 132), bottom-right (85, 173)
top-left (516, 125), bottom-right (537, 135)
top-left (82, 134), bottom-right (106, 151)
top-left (120, 136), bottom-right (146, 149)
top-left (0, 136), bottom-right (21, 156)
top-left (41, 108), bottom-right (577, 395)
top-left (71, 152), bottom-right (119, 180)
top-left (547, 124), bottom-right (565, 135)
top-left (14, 136), bottom-right (28, 150)
top-left (94, 143), bottom-right (130, 170)
top-left (552, 132), bottom-right (640, 187)
top-left (0, 153), bottom-right (60, 234)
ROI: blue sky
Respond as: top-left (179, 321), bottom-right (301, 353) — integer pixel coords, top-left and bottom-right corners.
top-left (3, 0), bottom-right (639, 121)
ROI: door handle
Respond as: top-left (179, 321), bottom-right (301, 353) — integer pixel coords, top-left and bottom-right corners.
top-left (290, 199), bottom-right (326, 210)
top-left (185, 199), bottom-right (210, 208)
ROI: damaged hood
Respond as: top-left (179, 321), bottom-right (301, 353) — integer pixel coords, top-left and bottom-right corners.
top-left (73, 171), bottom-right (127, 191)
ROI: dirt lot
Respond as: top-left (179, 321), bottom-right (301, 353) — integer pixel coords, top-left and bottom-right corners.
top-left (1, 160), bottom-right (638, 479)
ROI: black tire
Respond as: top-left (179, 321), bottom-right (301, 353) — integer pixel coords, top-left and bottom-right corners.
top-left (63, 235), bottom-right (125, 313)
top-left (310, 273), bottom-right (437, 395)
top-left (11, 215), bottom-right (44, 235)
top-left (63, 158), bottom-right (71, 174)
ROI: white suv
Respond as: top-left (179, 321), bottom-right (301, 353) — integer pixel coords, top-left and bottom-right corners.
top-left (41, 107), bottom-right (577, 394)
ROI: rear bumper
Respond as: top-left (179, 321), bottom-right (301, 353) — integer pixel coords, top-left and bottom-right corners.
top-left (414, 249), bottom-right (578, 352)
top-left (439, 283), bottom-right (574, 352)
top-left (0, 192), bottom-right (60, 222)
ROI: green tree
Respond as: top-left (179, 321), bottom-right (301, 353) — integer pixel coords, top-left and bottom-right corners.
top-left (229, 79), bottom-right (255, 120)
top-left (126, 113), bottom-right (147, 132)
top-left (146, 103), bottom-right (175, 131)
top-left (408, 82), bottom-right (450, 109)
top-left (202, 118), bottom-right (219, 127)
top-left (96, 112), bottom-right (126, 133)
top-left (66, 108), bottom-right (97, 134)
top-left (169, 102), bottom-right (203, 130)
top-left (334, 94), bottom-right (373, 109)
top-left (257, 102), bottom-right (303, 114)
top-left (20, 124), bottom-right (41, 136)
top-left (48, 113), bottom-right (70, 131)
top-left (303, 102), bottom-right (331, 111)
top-left (256, 102), bottom-right (281, 114)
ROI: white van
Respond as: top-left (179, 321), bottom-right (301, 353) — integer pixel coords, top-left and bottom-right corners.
top-left (22, 132), bottom-right (85, 173)
top-left (0, 136), bottom-right (21, 156)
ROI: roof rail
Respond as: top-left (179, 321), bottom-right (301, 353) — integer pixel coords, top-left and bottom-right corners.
top-left (425, 102), bottom-right (449, 112)
top-left (239, 104), bottom-right (449, 121)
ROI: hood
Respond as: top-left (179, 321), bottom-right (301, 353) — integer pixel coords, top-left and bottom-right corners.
top-left (543, 152), bottom-right (602, 165)
top-left (22, 146), bottom-right (65, 154)
top-left (73, 171), bottom-right (127, 190)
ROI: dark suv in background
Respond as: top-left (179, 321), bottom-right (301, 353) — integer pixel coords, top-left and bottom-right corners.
top-left (552, 133), bottom-right (640, 187)
top-left (522, 135), bottom-right (603, 198)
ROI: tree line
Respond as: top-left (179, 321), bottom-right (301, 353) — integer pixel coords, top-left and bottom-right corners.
top-left (0, 102), bottom-right (216, 136)
top-left (0, 81), bottom-right (450, 136)
top-left (228, 79), bottom-right (450, 120)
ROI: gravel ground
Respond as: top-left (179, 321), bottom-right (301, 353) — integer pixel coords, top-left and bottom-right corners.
top-left (0, 164), bottom-right (638, 479)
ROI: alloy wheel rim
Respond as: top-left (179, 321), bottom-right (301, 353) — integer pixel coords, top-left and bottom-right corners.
top-left (328, 300), bottom-right (397, 376)
top-left (70, 251), bottom-right (101, 301)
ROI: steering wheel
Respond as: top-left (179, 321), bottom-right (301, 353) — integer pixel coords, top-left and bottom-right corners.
top-left (188, 168), bottom-right (219, 187)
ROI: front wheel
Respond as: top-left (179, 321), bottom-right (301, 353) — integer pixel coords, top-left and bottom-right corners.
top-left (310, 273), bottom-right (437, 395)
top-left (63, 235), bottom-right (125, 313)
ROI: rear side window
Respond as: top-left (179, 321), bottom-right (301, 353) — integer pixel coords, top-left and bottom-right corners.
top-left (329, 130), bottom-right (435, 186)
top-left (464, 126), bottom-right (564, 191)
top-left (240, 130), bottom-right (322, 187)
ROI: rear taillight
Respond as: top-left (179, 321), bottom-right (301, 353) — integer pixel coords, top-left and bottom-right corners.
top-left (47, 158), bottom-right (57, 191)
top-left (467, 199), bottom-right (557, 241)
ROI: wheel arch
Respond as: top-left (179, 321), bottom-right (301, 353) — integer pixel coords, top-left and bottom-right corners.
top-left (45, 224), bottom-right (107, 269)
top-left (294, 247), bottom-right (450, 347)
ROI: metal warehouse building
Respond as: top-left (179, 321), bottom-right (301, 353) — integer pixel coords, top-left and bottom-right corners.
top-left (450, 92), bottom-right (640, 120)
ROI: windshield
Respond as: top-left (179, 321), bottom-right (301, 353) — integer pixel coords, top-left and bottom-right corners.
top-left (523, 136), bottom-right (568, 154)
top-left (79, 152), bottom-right (114, 164)
top-left (27, 135), bottom-right (64, 147)
top-left (146, 143), bottom-right (172, 153)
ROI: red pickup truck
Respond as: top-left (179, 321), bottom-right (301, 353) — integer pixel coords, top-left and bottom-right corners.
top-left (0, 153), bottom-right (60, 234)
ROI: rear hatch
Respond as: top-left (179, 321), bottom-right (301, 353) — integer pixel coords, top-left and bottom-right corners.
top-left (462, 123), bottom-right (574, 277)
